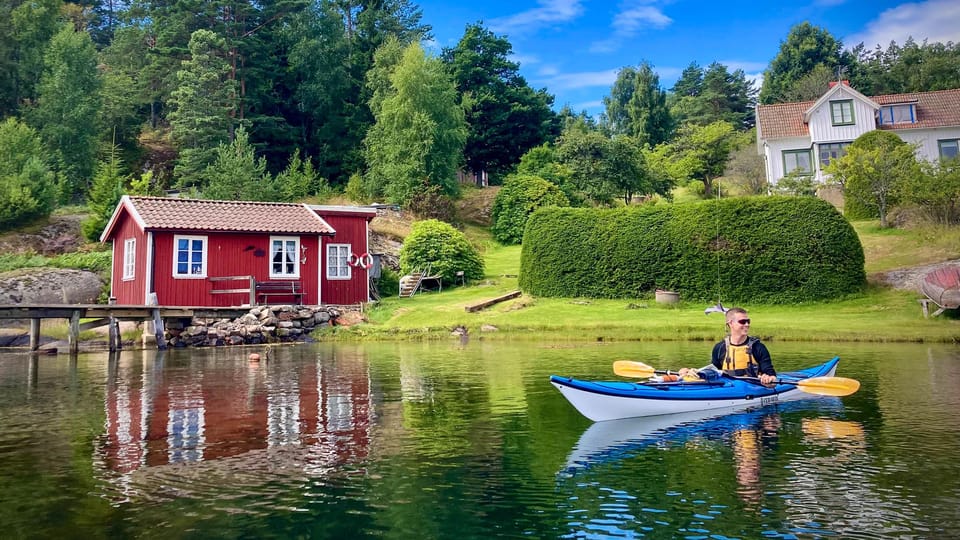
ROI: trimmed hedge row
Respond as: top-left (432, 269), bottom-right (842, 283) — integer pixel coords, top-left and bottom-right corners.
top-left (519, 197), bottom-right (866, 303)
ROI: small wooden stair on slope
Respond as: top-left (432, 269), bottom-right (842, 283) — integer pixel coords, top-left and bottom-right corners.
top-left (399, 264), bottom-right (442, 297)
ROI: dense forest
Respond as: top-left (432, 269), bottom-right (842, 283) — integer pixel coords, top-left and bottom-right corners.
top-left (2, 1), bottom-right (960, 237)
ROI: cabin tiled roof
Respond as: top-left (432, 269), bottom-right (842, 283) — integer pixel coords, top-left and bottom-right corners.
top-left (122, 196), bottom-right (335, 234)
top-left (757, 100), bottom-right (814, 139)
top-left (756, 87), bottom-right (960, 139)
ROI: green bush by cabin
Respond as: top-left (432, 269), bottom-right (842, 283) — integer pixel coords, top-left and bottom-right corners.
top-left (519, 197), bottom-right (866, 303)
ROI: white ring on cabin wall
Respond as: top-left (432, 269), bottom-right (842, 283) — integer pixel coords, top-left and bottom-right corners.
top-left (347, 253), bottom-right (360, 267)
top-left (358, 253), bottom-right (374, 270)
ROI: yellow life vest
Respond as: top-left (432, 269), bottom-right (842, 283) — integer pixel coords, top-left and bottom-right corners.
top-left (722, 336), bottom-right (757, 375)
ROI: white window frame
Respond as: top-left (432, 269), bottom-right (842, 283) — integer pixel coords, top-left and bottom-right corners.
top-left (270, 236), bottom-right (301, 279)
top-left (122, 238), bottom-right (136, 280)
top-left (173, 235), bottom-right (208, 279)
top-left (326, 243), bottom-right (352, 280)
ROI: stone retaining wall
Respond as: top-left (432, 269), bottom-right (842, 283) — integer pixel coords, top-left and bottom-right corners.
top-left (164, 305), bottom-right (342, 347)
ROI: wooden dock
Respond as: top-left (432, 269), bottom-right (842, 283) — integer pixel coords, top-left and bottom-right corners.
top-left (0, 304), bottom-right (250, 354)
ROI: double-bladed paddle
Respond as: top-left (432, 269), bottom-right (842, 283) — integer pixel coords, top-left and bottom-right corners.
top-left (612, 360), bottom-right (861, 397)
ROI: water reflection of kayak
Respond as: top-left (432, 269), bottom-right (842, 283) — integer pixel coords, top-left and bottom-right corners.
top-left (550, 357), bottom-right (840, 421)
top-left (562, 397), bottom-right (845, 473)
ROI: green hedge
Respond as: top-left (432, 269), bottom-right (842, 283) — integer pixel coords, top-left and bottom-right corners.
top-left (519, 197), bottom-right (866, 303)
top-left (490, 174), bottom-right (568, 245)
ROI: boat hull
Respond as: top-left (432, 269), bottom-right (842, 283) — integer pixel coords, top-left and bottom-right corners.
top-left (550, 357), bottom-right (840, 422)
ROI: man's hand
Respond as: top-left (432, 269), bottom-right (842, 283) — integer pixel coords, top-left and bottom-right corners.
top-left (759, 373), bottom-right (776, 385)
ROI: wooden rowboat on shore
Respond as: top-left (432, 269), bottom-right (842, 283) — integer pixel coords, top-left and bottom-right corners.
top-left (920, 266), bottom-right (960, 317)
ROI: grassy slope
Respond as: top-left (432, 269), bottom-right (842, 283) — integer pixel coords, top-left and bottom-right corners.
top-left (353, 216), bottom-right (960, 343)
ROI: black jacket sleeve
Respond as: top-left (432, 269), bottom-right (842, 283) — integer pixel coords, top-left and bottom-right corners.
top-left (711, 341), bottom-right (725, 370)
top-left (751, 340), bottom-right (776, 376)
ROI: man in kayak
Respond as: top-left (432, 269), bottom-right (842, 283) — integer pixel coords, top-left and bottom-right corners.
top-left (679, 307), bottom-right (777, 385)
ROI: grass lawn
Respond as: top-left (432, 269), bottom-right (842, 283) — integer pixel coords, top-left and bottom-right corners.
top-left (347, 220), bottom-right (960, 343)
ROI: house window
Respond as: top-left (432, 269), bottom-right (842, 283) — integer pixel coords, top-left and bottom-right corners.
top-left (783, 149), bottom-right (813, 175)
top-left (173, 235), bottom-right (207, 278)
top-left (270, 236), bottom-right (300, 278)
top-left (326, 244), bottom-right (352, 280)
top-left (939, 139), bottom-right (959, 161)
top-left (819, 142), bottom-right (851, 167)
top-left (830, 100), bottom-right (855, 125)
top-left (122, 238), bottom-right (136, 280)
top-left (879, 104), bottom-right (915, 125)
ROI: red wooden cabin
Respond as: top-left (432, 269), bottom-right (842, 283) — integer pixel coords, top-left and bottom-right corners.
top-left (100, 196), bottom-right (377, 306)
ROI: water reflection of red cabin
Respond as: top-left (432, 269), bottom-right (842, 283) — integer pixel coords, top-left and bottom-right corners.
top-left (100, 196), bottom-right (377, 306)
top-left (101, 353), bottom-right (372, 475)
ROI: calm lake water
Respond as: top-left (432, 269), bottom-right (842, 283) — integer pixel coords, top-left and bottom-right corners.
top-left (1, 340), bottom-right (958, 539)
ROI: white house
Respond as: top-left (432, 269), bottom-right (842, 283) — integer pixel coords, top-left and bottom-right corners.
top-left (756, 82), bottom-right (960, 185)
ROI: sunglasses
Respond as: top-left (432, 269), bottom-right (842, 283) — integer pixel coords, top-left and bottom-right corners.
top-left (735, 319), bottom-right (751, 325)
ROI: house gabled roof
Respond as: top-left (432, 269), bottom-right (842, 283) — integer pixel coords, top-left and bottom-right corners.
top-left (803, 83), bottom-right (878, 123)
top-left (100, 196), bottom-right (335, 242)
top-left (757, 87), bottom-right (960, 141)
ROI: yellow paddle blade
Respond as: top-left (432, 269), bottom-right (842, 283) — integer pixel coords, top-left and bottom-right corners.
top-left (613, 360), bottom-right (656, 378)
top-left (794, 376), bottom-right (861, 397)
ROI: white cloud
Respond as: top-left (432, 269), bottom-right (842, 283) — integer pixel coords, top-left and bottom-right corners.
top-left (536, 68), bottom-right (621, 90)
top-left (590, 1), bottom-right (673, 53)
top-left (489, 0), bottom-right (585, 36)
top-left (845, 0), bottom-right (960, 49)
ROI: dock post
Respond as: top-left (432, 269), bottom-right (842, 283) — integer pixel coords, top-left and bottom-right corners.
top-left (68, 310), bottom-right (80, 354)
top-left (152, 308), bottom-right (167, 350)
top-left (29, 319), bottom-right (40, 351)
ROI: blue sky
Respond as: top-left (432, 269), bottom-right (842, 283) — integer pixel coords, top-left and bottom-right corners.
top-left (417, 0), bottom-right (960, 116)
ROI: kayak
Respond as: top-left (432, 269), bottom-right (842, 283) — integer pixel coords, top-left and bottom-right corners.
top-left (550, 356), bottom-right (840, 422)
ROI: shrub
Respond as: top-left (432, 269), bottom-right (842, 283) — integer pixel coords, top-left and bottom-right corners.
top-left (399, 219), bottom-right (484, 285)
top-left (0, 119), bottom-right (58, 230)
top-left (519, 197), bottom-right (865, 303)
top-left (406, 184), bottom-right (457, 223)
top-left (490, 174), bottom-right (568, 244)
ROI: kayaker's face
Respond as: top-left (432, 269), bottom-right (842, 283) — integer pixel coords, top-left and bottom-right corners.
top-left (728, 315), bottom-right (750, 338)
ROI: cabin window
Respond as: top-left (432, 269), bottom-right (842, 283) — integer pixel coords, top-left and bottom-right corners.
top-left (173, 235), bottom-right (207, 278)
top-left (270, 236), bottom-right (300, 278)
top-left (782, 149), bottom-right (813, 175)
top-left (830, 100), bottom-right (855, 126)
top-left (122, 238), bottom-right (136, 280)
top-left (326, 244), bottom-right (352, 280)
top-left (819, 142), bottom-right (851, 167)
top-left (939, 139), bottom-right (959, 161)
top-left (879, 104), bottom-right (915, 125)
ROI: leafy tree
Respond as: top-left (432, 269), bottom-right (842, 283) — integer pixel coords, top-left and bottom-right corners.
top-left (0, 118), bottom-right (57, 229)
top-left (760, 22), bottom-right (849, 104)
top-left (899, 158), bottom-right (960, 225)
top-left (556, 128), bottom-right (662, 205)
top-left (82, 145), bottom-right (128, 242)
top-left (651, 121), bottom-right (737, 196)
top-left (826, 130), bottom-right (920, 227)
top-left (168, 29), bottom-right (237, 189)
top-left (774, 170), bottom-right (817, 197)
top-left (399, 219), bottom-right (484, 285)
top-left (201, 126), bottom-right (279, 201)
top-left (363, 42), bottom-right (467, 205)
top-left (723, 134), bottom-right (767, 195)
top-left (782, 64), bottom-right (835, 102)
top-left (30, 23), bottom-right (102, 203)
top-left (670, 62), bottom-right (756, 128)
top-left (850, 38), bottom-right (960, 95)
top-left (516, 144), bottom-right (577, 204)
top-left (491, 174), bottom-right (569, 244)
top-left (442, 22), bottom-right (558, 179)
top-left (0, 0), bottom-right (61, 117)
top-left (602, 62), bottom-right (673, 146)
